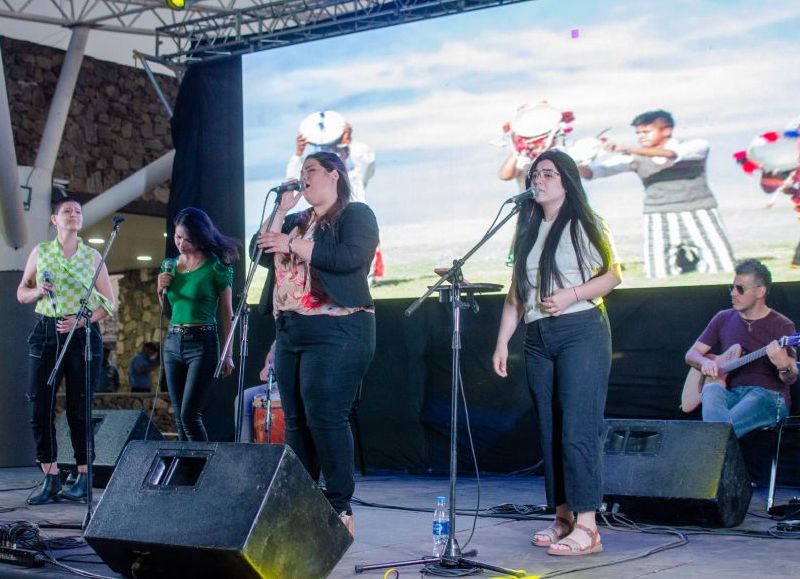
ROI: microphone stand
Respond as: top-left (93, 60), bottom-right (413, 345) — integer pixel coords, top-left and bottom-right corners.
top-left (356, 198), bottom-right (528, 577)
top-left (47, 215), bottom-right (124, 530)
top-left (218, 189), bottom-right (283, 443)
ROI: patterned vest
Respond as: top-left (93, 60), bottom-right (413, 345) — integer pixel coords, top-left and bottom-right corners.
top-left (35, 237), bottom-right (114, 317)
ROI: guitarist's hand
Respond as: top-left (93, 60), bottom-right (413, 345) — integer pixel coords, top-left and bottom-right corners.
top-left (766, 340), bottom-right (793, 369)
top-left (700, 358), bottom-right (720, 378)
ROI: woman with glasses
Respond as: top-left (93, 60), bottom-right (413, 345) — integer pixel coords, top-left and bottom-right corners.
top-left (157, 207), bottom-right (239, 441)
top-left (253, 151), bottom-right (379, 538)
top-left (17, 196), bottom-right (115, 504)
top-left (492, 150), bottom-right (622, 556)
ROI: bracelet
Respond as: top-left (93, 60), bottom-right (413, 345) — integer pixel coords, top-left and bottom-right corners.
top-left (287, 238), bottom-right (294, 254)
top-left (779, 365), bottom-right (794, 374)
top-left (572, 287), bottom-right (580, 302)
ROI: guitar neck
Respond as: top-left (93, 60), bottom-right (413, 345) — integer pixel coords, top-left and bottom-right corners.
top-left (721, 346), bottom-right (768, 374)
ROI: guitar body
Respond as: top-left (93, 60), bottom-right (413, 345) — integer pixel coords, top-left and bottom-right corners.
top-left (681, 344), bottom-right (742, 413)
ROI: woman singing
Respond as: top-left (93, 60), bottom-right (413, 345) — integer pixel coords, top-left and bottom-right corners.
top-left (492, 150), bottom-right (621, 556)
top-left (254, 151), bottom-right (379, 537)
top-left (157, 207), bottom-right (238, 441)
top-left (17, 196), bottom-right (115, 505)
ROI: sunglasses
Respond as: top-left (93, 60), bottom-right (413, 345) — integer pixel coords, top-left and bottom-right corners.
top-left (728, 284), bottom-right (762, 295)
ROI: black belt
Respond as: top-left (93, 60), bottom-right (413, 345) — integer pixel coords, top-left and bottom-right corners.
top-left (168, 324), bottom-right (217, 335)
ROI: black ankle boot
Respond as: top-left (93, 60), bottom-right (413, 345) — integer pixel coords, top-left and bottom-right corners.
top-left (27, 474), bottom-right (62, 505)
top-left (60, 473), bottom-right (88, 502)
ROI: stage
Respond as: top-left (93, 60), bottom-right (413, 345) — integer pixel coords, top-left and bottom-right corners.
top-left (1, 468), bottom-right (797, 578)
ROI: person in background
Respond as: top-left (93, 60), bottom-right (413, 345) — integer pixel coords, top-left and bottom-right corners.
top-left (157, 207), bottom-right (238, 441)
top-left (579, 109), bottom-right (735, 278)
top-left (493, 150), bottom-right (622, 556)
top-left (127, 341), bottom-right (159, 393)
top-left (253, 151), bottom-right (379, 538)
top-left (234, 342), bottom-right (276, 443)
top-left (17, 196), bottom-right (115, 504)
top-left (97, 347), bottom-right (120, 393)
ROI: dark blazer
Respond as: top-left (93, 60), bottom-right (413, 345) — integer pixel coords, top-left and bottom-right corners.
top-left (252, 202), bottom-right (379, 315)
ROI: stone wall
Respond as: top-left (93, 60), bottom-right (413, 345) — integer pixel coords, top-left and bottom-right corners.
top-left (114, 267), bottom-right (164, 390)
top-left (2, 36), bottom-right (178, 202)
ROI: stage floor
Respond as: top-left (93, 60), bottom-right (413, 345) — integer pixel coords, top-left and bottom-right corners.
top-left (1, 467), bottom-right (798, 578)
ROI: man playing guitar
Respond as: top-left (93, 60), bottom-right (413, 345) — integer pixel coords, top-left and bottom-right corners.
top-left (684, 259), bottom-right (797, 438)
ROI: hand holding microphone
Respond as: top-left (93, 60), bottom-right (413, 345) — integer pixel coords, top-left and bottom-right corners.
top-left (157, 258), bottom-right (176, 297)
top-left (41, 270), bottom-right (56, 300)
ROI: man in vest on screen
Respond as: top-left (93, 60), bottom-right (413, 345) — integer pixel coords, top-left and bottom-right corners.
top-left (578, 109), bottom-right (735, 278)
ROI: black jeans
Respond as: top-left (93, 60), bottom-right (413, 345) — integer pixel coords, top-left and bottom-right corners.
top-left (274, 311), bottom-right (375, 514)
top-left (163, 327), bottom-right (219, 441)
top-left (27, 316), bottom-right (102, 465)
top-left (524, 306), bottom-right (611, 512)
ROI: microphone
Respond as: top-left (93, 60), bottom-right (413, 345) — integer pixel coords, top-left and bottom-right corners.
top-left (112, 215), bottom-right (125, 225)
top-left (505, 188), bottom-right (537, 205)
top-left (272, 181), bottom-right (305, 194)
top-left (160, 258), bottom-right (176, 296)
top-left (42, 270), bottom-right (55, 299)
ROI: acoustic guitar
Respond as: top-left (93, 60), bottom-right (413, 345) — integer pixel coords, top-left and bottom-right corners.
top-left (681, 334), bottom-right (800, 413)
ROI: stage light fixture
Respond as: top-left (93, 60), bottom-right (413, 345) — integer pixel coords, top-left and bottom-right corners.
top-left (165, 0), bottom-right (187, 10)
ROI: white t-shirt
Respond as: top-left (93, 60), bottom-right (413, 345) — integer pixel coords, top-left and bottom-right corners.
top-left (523, 217), bottom-right (618, 324)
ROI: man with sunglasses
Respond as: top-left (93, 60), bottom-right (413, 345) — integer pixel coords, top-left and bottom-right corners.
top-left (579, 109), bottom-right (735, 278)
top-left (685, 259), bottom-right (797, 437)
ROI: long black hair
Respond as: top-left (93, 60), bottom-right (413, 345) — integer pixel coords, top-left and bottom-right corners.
top-left (297, 151), bottom-right (352, 234)
top-left (512, 149), bottom-right (612, 303)
top-left (173, 207), bottom-right (240, 265)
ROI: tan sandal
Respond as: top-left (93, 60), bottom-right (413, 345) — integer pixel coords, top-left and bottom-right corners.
top-left (547, 523), bottom-right (603, 556)
top-left (532, 516), bottom-right (574, 547)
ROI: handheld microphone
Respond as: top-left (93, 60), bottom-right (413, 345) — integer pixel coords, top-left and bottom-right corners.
top-left (160, 259), bottom-right (176, 296)
top-left (505, 188), bottom-right (537, 205)
top-left (272, 181), bottom-right (305, 194)
top-left (112, 215), bottom-right (126, 226)
top-left (42, 270), bottom-right (55, 299)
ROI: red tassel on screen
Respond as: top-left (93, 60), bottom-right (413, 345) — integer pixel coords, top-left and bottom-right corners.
top-left (760, 131), bottom-right (780, 142)
top-left (741, 160), bottom-right (759, 174)
top-left (373, 247), bottom-right (384, 279)
top-left (732, 150), bottom-right (747, 162)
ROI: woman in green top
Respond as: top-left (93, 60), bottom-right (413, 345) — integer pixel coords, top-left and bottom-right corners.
top-left (17, 196), bottom-right (115, 505)
top-left (157, 208), bottom-right (238, 441)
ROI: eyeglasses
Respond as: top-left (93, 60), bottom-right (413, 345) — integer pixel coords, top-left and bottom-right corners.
top-left (530, 169), bottom-right (561, 181)
top-left (728, 284), bottom-right (762, 295)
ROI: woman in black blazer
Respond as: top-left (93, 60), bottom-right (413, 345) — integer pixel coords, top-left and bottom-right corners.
top-left (254, 151), bottom-right (378, 537)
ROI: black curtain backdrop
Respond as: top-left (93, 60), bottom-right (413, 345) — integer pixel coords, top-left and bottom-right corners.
top-left (245, 282), bottom-right (800, 476)
top-left (167, 57), bottom-right (244, 441)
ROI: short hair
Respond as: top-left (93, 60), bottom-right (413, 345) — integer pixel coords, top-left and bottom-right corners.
top-left (631, 110), bottom-right (674, 128)
top-left (735, 258), bottom-right (772, 292)
top-left (51, 195), bottom-right (82, 215)
top-left (142, 342), bottom-right (159, 353)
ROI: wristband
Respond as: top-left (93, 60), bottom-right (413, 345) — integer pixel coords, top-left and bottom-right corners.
top-left (572, 287), bottom-right (580, 302)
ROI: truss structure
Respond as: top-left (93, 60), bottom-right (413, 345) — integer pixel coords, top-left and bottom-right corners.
top-left (155, 0), bottom-right (533, 65)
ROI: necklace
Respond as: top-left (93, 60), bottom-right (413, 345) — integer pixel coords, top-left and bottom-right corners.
top-left (740, 309), bottom-right (770, 333)
top-left (181, 258), bottom-right (205, 273)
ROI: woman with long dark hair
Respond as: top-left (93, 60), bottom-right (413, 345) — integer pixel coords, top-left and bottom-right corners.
top-left (254, 151), bottom-right (379, 537)
top-left (492, 150), bottom-right (622, 556)
top-left (17, 196), bottom-right (115, 504)
top-left (157, 207), bottom-right (239, 441)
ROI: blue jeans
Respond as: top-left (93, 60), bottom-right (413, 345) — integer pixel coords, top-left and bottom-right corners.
top-left (274, 311), bottom-right (375, 514)
top-left (524, 306), bottom-right (611, 513)
top-left (27, 316), bottom-right (102, 465)
top-left (163, 328), bottom-right (219, 441)
top-left (702, 384), bottom-right (787, 438)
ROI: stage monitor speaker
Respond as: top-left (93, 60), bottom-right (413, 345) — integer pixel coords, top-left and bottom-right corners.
top-left (603, 419), bottom-right (752, 527)
top-left (56, 409), bottom-right (163, 488)
top-left (84, 441), bottom-right (352, 578)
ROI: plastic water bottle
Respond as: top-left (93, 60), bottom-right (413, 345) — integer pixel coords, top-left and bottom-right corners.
top-left (432, 495), bottom-right (449, 557)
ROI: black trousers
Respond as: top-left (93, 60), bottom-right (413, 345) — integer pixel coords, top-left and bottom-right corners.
top-left (27, 316), bottom-right (102, 465)
top-left (274, 311), bottom-right (375, 514)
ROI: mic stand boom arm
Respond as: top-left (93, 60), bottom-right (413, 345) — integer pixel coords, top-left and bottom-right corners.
top-left (46, 216), bottom-right (123, 530)
top-left (216, 190), bottom-right (283, 442)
